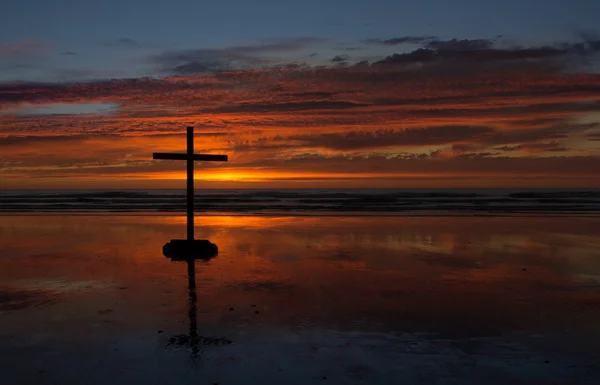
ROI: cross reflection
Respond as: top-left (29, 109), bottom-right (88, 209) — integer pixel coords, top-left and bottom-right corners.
top-left (165, 254), bottom-right (232, 361)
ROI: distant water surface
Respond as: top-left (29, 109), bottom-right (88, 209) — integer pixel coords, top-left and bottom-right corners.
top-left (2, 188), bottom-right (599, 215)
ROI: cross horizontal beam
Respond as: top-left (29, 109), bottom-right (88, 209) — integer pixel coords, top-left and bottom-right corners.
top-left (153, 153), bottom-right (228, 162)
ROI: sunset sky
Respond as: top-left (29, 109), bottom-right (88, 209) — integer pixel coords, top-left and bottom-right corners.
top-left (1, 0), bottom-right (600, 189)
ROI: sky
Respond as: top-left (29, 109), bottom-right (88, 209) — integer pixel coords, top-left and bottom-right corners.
top-left (1, 0), bottom-right (600, 189)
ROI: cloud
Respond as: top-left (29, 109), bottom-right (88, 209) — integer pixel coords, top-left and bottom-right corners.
top-left (152, 37), bottom-right (326, 75)
top-left (452, 143), bottom-right (481, 154)
top-left (283, 126), bottom-right (495, 150)
top-left (230, 120), bottom-right (596, 155)
top-left (331, 55), bottom-right (348, 63)
top-left (10, 102), bottom-right (118, 116)
top-left (280, 91), bottom-right (337, 99)
top-left (0, 41), bottom-right (48, 58)
top-left (169, 60), bottom-right (224, 75)
top-left (373, 46), bottom-right (567, 66)
top-left (152, 49), bottom-right (240, 75)
top-left (201, 100), bottom-right (369, 114)
top-left (374, 48), bottom-right (437, 65)
top-left (372, 38), bottom-right (600, 72)
top-left (424, 38), bottom-right (494, 51)
top-left (365, 36), bottom-right (437, 46)
top-left (226, 37), bottom-right (325, 54)
top-left (104, 37), bottom-right (140, 49)
top-left (494, 141), bottom-right (570, 153)
top-left (0, 135), bottom-right (93, 147)
top-left (1, 32), bottom-right (600, 188)
top-left (1, 67), bottom-right (599, 121)
top-left (52, 68), bottom-right (98, 81)
top-left (242, 153), bottom-right (600, 178)
top-left (482, 123), bottom-right (598, 145)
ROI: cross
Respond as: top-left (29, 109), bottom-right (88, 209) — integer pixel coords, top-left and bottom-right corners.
top-left (153, 126), bottom-right (227, 241)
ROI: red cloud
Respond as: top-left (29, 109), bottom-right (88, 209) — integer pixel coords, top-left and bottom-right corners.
top-left (0, 41), bottom-right (49, 58)
top-left (1, 56), bottom-right (599, 187)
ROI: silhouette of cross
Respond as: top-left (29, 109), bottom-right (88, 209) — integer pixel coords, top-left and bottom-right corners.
top-left (153, 126), bottom-right (227, 241)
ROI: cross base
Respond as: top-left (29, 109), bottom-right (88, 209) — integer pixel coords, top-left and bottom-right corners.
top-left (162, 239), bottom-right (219, 261)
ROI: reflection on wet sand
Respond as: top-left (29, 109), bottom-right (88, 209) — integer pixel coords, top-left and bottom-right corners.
top-left (166, 259), bottom-right (232, 362)
top-left (0, 215), bottom-right (599, 384)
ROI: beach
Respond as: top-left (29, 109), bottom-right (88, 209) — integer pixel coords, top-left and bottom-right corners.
top-left (3, 0), bottom-right (600, 382)
top-left (1, 213), bottom-right (599, 384)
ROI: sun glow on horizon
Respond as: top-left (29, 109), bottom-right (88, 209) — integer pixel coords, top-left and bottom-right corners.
top-left (144, 170), bottom-right (444, 182)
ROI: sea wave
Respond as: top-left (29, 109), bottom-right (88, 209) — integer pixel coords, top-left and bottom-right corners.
top-left (1, 189), bottom-right (599, 215)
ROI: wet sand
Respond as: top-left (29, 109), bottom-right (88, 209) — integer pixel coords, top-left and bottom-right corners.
top-left (1, 215), bottom-right (599, 384)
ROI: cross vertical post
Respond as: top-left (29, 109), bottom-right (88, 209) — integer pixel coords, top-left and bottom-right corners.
top-left (187, 126), bottom-right (194, 241)
top-left (152, 126), bottom-right (228, 256)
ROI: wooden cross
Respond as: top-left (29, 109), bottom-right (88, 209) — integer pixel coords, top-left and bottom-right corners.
top-left (153, 126), bottom-right (227, 241)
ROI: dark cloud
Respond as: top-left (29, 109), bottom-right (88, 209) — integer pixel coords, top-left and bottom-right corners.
top-left (2, 34), bottom-right (599, 186)
top-left (351, 60), bottom-right (370, 70)
top-left (331, 55), bottom-right (348, 63)
top-left (0, 77), bottom-right (228, 105)
top-left (234, 122), bottom-right (595, 154)
top-left (201, 100), bottom-right (369, 114)
top-left (587, 132), bottom-right (600, 141)
top-left (373, 38), bottom-right (600, 69)
top-left (105, 38), bottom-right (140, 49)
top-left (0, 132), bottom-right (227, 152)
top-left (170, 60), bottom-right (224, 75)
top-left (365, 36), bottom-right (437, 46)
top-left (0, 82), bottom-right (69, 103)
top-left (0, 135), bottom-right (97, 147)
top-left (0, 41), bottom-right (48, 58)
top-left (482, 123), bottom-right (598, 145)
top-left (452, 143), bottom-right (482, 154)
top-left (506, 117), bottom-right (568, 128)
top-left (52, 68), bottom-right (98, 81)
top-left (1, 70), bottom-right (599, 128)
top-left (153, 37), bottom-right (326, 75)
top-left (417, 102), bottom-right (600, 122)
top-left (373, 46), bottom-right (565, 66)
top-left (494, 141), bottom-right (569, 153)
top-left (151, 48), bottom-right (245, 75)
top-left (226, 37), bottom-right (325, 54)
top-left (61, 51), bottom-right (77, 56)
top-left (249, 153), bottom-right (600, 177)
top-left (454, 152), bottom-right (498, 159)
top-left (7, 152), bottom-right (600, 181)
top-left (374, 48), bottom-right (436, 65)
top-left (280, 91), bottom-right (337, 99)
top-left (424, 38), bottom-right (494, 51)
top-left (153, 49), bottom-right (223, 64)
top-left (280, 126), bottom-right (495, 150)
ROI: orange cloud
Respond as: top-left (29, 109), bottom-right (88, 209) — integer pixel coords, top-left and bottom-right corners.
top-left (1, 62), bottom-right (599, 188)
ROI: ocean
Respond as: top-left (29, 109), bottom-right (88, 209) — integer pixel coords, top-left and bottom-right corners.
top-left (2, 188), bottom-right (600, 214)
